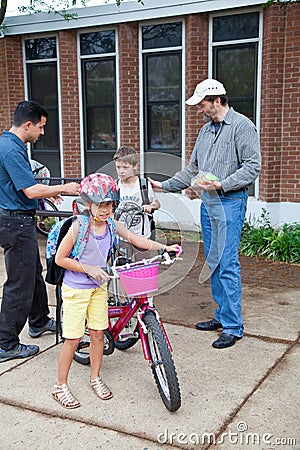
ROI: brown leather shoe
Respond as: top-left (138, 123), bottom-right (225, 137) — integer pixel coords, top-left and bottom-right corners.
top-left (195, 318), bottom-right (222, 331)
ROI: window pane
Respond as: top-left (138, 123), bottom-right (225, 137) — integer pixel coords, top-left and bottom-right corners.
top-left (34, 109), bottom-right (59, 149)
top-left (215, 45), bottom-right (256, 98)
top-left (147, 54), bottom-right (180, 101)
top-left (80, 31), bottom-right (115, 55)
top-left (82, 55), bottom-right (117, 173)
top-left (142, 23), bottom-right (182, 49)
top-left (27, 64), bottom-right (58, 106)
top-left (214, 45), bottom-right (257, 120)
top-left (85, 60), bottom-right (115, 104)
top-left (27, 64), bottom-right (59, 148)
top-left (87, 107), bottom-right (116, 150)
top-left (148, 104), bottom-right (179, 150)
top-left (25, 37), bottom-right (57, 60)
top-left (144, 51), bottom-right (181, 153)
top-left (213, 12), bottom-right (259, 42)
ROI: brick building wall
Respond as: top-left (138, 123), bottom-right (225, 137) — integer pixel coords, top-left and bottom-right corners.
top-left (279, 3), bottom-right (300, 202)
top-left (185, 13), bottom-right (209, 166)
top-left (0, 4), bottom-right (299, 206)
top-left (260, 3), bottom-right (300, 203)
top-left (185, 13), bottom-right (209, 200)
top-left (0, 36), bottom-right (25, 130)
top-left (58, 30), bottom-right (81, 178)
top-left (118, 23), bottom-right (140, 151)
top-left (0, 37), bottom-right (10, 130)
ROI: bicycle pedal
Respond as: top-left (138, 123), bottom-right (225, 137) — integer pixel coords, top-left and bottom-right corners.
top-left (78, 341), bottom-right (90, 350)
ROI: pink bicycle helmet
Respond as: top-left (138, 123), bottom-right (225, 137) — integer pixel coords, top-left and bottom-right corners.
top-left (79, 173), bottom-right (119, 204)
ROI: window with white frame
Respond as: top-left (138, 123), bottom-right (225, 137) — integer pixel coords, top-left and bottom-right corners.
top-left (211, 11), bottom-right (261, 195)
top-left (80, 30), bottom-right (117, 175)
top-left (24, 36), bottom-right (60, 177)
top-left (211, 11), bottom-right (260, 123)
top-left (141, 22), bottom-right (183, 179)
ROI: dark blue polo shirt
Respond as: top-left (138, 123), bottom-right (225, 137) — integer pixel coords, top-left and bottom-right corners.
top-left (0, 131), bottom-right (37, 210)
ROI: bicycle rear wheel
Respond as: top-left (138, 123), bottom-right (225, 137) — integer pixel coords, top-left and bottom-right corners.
top-left (36, 198), bottom-right (61, 236)
top-left (73, 328), bottom-right (115, 365)
top-left (114, 315), bottom-right (140, 350)
top-left (143, 312), bottom-right (181, 412)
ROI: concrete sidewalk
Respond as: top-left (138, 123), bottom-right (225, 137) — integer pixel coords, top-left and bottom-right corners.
top-left (0, 237), bottom-right (299, 450)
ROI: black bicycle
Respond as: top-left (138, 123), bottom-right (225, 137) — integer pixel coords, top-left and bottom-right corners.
top-left (30, 159), bottom-right (62, 236)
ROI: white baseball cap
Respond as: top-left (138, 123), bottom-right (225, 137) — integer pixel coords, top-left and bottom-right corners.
top-left (185, 79), bottom-right (226, 105)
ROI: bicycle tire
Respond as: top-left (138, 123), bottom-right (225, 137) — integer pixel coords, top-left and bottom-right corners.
top-left (73, 339), bottom-right (91, 365)
top-left (73, 328), bottom-right (117, 365)
top-left (143, 312), bottom-right (181, 412)
top-left (36, 198), bottom-right (61, 236)
top-left (56, 284), bottom-right (64, 343)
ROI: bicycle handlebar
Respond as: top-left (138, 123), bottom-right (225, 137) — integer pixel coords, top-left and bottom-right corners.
top-left (110, 248), bottom-right (182, 277)
top-left (114, 203), bottom-right (153, 219)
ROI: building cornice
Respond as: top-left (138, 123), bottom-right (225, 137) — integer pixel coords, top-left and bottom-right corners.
top-left (3, 0), bottom-right (264, 36)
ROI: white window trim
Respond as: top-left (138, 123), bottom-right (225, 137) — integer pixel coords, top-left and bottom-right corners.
top-left (77, 27), bottom-right (119, 177)
top-left (139, 19), bottom-right (185, 175)
top-left (22, 34), bottom-right (64, 177)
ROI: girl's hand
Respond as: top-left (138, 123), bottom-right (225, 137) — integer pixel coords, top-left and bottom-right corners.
top-left (84, 265), bottom-right (110, 282)
top-left (165, 244), bottom-right (182, 256)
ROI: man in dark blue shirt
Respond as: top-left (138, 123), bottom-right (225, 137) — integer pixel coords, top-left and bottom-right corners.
top-left (0, 100), bottom-right (79, 362)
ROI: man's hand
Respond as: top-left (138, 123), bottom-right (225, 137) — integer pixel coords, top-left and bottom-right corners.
top-left (200, 180), bottom-right (222, 191)
top-left (48, 195), bottom-right (63, 204)
top-left (148, 177), bottom-right (163, 192)
top-left (63, 182), bottom-right (80, 196)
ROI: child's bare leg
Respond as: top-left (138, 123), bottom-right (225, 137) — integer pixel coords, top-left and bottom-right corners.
top-left (52, 338), bottom-right (81, 409)
top-left (89, 329), bottom-right (104, 379)
top-left (57, 338), bottom-right (80, 385)
top-left (89, 329), bottom-right (113, 400)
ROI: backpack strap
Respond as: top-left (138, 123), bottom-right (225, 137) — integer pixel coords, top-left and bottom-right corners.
top-left (46, 216), bottom-right (72, 259)
top-left (106, 217), bottom-right (119, 258)
top-left (73, 215), bottom-right (118, 261)
top-left (138, 176), bottom-right (150, 205)
top-left (71, 215), bottom-right (90, 259)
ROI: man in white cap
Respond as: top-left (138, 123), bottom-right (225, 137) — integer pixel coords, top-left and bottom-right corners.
top-left (149, 79), bottom-right (261, 349)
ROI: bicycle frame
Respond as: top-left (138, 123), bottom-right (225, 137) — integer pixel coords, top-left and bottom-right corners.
top-left (108, 295), bottom-right (172, 361)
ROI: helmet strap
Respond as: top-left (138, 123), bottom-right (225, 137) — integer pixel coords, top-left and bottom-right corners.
top-left (88, 203), bottom-right (102, 222)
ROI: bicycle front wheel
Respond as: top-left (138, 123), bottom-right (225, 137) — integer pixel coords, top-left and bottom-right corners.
top-left (36, 198), bottom-right (61, 236)
top-left (143, 312), bottom-right (181, 412)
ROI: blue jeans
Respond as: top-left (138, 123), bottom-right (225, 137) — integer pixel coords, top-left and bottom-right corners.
top-left (200, 189), bottom-right (248, 337)
top-left (0, 214), bottom-right (50, 350)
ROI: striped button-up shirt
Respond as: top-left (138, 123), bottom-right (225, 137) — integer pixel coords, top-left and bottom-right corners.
top-left (162, 107), bottom-right (261, 193)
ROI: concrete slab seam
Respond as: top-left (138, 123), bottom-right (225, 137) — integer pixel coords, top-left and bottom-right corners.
top-left (201, 335), bottom-right (300, 450)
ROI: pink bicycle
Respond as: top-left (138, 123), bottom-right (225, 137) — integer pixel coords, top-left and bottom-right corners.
top-left (57, 251), bottom-right (182, 412)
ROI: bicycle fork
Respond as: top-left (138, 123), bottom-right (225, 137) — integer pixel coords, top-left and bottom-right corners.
top-left (138, 305), bottom-right (173, 361)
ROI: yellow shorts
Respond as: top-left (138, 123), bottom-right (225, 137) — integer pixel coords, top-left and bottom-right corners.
top-left (61, 283), bottom-right (108, 339)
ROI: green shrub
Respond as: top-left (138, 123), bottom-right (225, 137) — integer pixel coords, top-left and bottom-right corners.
top-left (240, 209), bottom-right (300, 264)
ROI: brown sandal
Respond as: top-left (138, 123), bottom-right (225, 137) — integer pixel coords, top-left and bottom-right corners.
top-left (90, 376), bottom-right (113, 400)
top-left (52, 384), bottom-right (81, 409)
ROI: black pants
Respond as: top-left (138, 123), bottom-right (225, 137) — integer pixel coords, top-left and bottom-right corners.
top-left (0, 214), bottom-right (50, 350)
